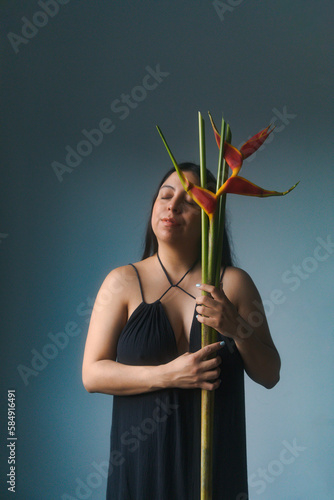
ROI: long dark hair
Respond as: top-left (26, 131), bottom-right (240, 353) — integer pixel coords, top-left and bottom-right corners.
top-left (141, 162), bottom-right (234, 266)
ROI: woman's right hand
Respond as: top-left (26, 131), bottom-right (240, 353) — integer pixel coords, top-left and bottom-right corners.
top-left (162, 341), bottom-right (223, 391)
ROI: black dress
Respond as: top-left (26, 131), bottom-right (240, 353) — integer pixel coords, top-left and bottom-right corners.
top-left (106, 261), bottom-right (248, 500)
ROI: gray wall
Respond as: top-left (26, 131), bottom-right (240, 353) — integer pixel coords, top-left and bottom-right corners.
top-left (1, 1), bottom-right (333, 498)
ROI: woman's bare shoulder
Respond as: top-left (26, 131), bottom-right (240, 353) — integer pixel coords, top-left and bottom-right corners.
top-left (131, 255), bottom-right (156, 270)
top-left (125, 256), bottom-right (157, 278)
top-left (223, 266), bottom-right (260, 305)
top-left (99, 264), bottom-right (140, 301)
top-left (223, 265), bottom-right (253, 283)
top-left (100, 257), bottom-right (155, 297)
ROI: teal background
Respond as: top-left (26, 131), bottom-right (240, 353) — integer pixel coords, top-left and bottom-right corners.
top-left (1, 1), bottom-right (333, 498)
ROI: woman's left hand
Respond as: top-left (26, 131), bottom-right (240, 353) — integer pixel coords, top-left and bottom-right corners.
top-left (195, 270), bottom-right (281, 389)
top-left (195, 283), bottom-right (248, 344)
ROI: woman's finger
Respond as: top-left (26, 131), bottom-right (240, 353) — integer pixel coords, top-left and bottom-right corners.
top-left (196, 314), bottom-right (215, 329)
top-left (196, 283), bottom-right (227, 301)
top-left (195, 294), bottom-right (216, 308)
top-left (202, 364), bottom-right (221, 379)
top-left (196, 341), bottom-right (223, 361)
top-left (196, 305), bottom-right (209, 317)
top-left (201, 379), bottom-right (221, 391)
top-left (201, 355), bottom-right (222, 371)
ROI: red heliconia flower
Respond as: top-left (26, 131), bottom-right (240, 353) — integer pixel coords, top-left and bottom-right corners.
top-left (156, 122), bottom-right (298, 220)
top-left (186, 173), bottom-right (297, 219)
top-left (209, 112), bottom-right (274, 175)
top-left (216, 176), bottom-right (296, 198)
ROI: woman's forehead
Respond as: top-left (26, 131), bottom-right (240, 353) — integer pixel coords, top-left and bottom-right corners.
top-left (161, 170), bottom-right (199, 188)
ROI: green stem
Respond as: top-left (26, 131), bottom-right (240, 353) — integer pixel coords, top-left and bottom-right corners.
top-left (215, 124), bottom-right (231, 286)
top-left (199, 112), bottom-right (214, 500)
top-left (199, 112), bottom-right (208, 287)
top-left (156, 126), bottom-right (189, 193)
top-left (210, 116), bottom-right (226, 288)
top-left (216, 118), bottom-right (227, 194)
top-left (201, 389), bottom-right (214, 500)
top-left (201, 116), bottom-right (232, 500)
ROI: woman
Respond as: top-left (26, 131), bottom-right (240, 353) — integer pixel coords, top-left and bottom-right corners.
top-left (82, 163), bottom-right (281, 500)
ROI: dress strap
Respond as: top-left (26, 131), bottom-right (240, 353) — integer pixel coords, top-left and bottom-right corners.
top-left (220, 265), bottom-right (227, 283)
top-left (128, 264), bottom-right (144, 302)
top-left (157, 253), bottom-right (197, 301)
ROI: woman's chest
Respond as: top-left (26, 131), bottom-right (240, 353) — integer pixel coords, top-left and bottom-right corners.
top-left (120, 290), bottom-right (198, 364)
top-left (159, 290), bottom-right (197, 354)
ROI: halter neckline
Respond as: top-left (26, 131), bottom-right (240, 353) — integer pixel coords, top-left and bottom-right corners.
top-left (156, 252), bottom-right (198, 301)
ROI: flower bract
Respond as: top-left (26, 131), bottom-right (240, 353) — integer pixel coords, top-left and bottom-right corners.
top-left (157, 118), bottom-right (298, 220)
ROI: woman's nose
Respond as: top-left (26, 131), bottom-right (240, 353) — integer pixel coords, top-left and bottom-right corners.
top-left (168, 198), bottom-right (182, 213)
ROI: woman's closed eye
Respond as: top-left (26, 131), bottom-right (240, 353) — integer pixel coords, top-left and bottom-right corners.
top-left (158, 187), bottom-right (197, 208)
top-left (161, 195), bottom-right (194, 206)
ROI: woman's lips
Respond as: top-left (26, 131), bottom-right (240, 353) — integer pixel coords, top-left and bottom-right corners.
top-left (161, 217), bottom-right (180, 226)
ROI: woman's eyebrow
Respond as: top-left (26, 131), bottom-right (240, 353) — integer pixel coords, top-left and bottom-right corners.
top-left (160, 184), bottom-right (175, 190)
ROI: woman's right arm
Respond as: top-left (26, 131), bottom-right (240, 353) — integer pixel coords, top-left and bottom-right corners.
top-left (82, 267), bottom-right (222, 396)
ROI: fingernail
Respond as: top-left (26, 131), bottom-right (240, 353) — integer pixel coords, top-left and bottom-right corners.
top-left (220, 341), bottom-right (225, 346)
top-left (195, 283), bottom-right (201, 287)
top-left (196, 314), bottom-right (199, 319)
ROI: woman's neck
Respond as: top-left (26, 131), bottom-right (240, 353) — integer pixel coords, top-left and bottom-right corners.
top-left (156, 244), bottom-right (199, 277)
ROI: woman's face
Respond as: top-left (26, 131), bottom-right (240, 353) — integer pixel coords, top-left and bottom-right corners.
top-left (151, 170), bottom-right (201, 249)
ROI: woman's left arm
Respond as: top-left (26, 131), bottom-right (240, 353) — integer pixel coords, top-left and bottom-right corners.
top-left (196, 268), bottom-right (281, 389)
